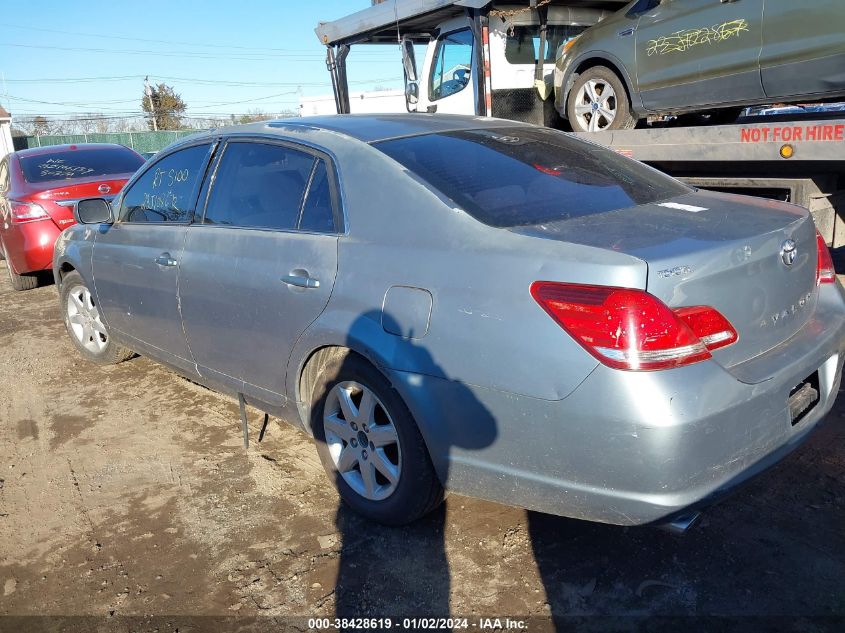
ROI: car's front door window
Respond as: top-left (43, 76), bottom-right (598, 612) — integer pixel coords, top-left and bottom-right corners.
top-left (119, 144), bottom-right (212, 224)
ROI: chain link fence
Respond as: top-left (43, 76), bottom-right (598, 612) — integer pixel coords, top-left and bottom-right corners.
top-left (12, 130), bottom-right (205, 154)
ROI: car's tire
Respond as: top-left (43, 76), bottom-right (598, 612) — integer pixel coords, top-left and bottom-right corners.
top-left (567, 66), bottom-right (637, 133)
top-left (309, 350), bottom-right (443, 525)
top-left (60, 270), bottom-right (133, 365)
top-left (1, 244), bottom-right (39, 291)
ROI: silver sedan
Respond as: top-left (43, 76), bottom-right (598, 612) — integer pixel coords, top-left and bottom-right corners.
top-left (54, 114), bottom-right (845, 527)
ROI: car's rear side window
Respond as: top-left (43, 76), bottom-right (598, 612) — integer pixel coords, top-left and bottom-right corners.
top-left (374, 127), bottom-right (690, 228)
top-left (204, 141), bottom-right (336, 233)
top-left (299, 160), bottom-right (335, 233)
top-left (19, 147), bottom-right (144, 184)
top-left (119, 143), bottom-right (212, 224)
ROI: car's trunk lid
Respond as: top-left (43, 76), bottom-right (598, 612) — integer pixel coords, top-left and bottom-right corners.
top-left (28, 174), bottom-right (132, 230)
top-left (510, 190), bottom-right (818, 367)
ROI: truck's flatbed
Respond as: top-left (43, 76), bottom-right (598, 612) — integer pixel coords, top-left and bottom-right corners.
top-left (577, 117), bottom-right (845, 165)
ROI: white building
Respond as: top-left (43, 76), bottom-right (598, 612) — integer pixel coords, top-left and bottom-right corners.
top-left (300, 89), bottom-right (406, 117)
top-left (0, 107), bottom-right (13, 161)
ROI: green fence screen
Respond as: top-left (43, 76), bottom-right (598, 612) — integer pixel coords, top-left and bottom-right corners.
top-left (13, 130), bottom-right (205, 154)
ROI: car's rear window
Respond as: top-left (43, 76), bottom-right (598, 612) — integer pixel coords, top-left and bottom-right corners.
top-left (19, 147), bottom-right (144, 184)
top-left (374, 127), bottom-right (690, 228)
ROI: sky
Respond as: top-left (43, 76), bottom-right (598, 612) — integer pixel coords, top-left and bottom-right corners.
top-left (0, 0), bottom-right (405, 126)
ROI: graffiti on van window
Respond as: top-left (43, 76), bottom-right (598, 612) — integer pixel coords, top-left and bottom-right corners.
top-left (38, 158), bottom-right (95, 179)
top-left (646, 19), bottom-right (749, 56)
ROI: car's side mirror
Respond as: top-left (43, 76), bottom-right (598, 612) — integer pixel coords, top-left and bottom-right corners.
top-left (75, 198), bottom-right (114, 225)
top-left (401, 37), bottom-right (420, 112)
top-left (405, 81), bottom-right (419, 105)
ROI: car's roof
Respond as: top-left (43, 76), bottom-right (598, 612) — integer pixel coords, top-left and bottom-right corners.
top-left (13, 143), bottom-right (135, 158)
top-left (282, 114), bottom-right (527, 143)
top-left (197, 113), bottom-right (530, 146)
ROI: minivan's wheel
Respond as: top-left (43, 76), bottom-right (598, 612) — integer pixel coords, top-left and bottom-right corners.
top-left (567, 66), bottom-right (636, 133)
top-left (60, 271), bottom-right (133, 365)
top-left (310, 350), bottom-right (443, 525)
top-left (2, 246), bottom-right (38, 291)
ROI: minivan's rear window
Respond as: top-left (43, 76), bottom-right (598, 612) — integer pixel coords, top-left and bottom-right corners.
top-left (19, 147), bottom-right (144, 184)
top-left (374, 127), bottom-right (690, 228)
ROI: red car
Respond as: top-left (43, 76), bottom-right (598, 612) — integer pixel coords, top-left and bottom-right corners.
top-left (0, 143), bottom-right (144, 290)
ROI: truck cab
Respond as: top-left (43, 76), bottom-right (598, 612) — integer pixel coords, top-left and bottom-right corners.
top-left (409, 7), bottom-right (609, 123)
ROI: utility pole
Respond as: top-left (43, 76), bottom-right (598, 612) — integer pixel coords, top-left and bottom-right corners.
top-left (144, 76), bottom-right (158, 131)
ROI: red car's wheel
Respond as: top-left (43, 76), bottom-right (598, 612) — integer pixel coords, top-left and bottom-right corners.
top-left (1, 244), bottom-right (38, 291)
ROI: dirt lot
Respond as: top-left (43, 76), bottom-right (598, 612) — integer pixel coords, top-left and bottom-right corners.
top-left (1, 260), bottom-right (844, 631)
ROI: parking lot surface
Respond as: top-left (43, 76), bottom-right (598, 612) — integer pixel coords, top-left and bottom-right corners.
top-left (1, 260), bottom-right (844, 628)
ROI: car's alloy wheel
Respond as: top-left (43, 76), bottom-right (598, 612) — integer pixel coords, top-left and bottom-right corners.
top-left (573, 79), bottom-right (618, 132)
top-left (66, 284), bottom-right (108, 354)
top-left (567, 66), bottom-right (636, 133)
top-left (60, 270), bottom-right (133, 365)
top-left (310, 349), bottom-right (443, 525)
top-left (323, 380), bottom-right (402, 501)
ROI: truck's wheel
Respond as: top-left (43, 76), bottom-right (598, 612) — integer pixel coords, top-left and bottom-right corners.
top-left (567, 66), bottom-right (636, 133)
top-left (310, 350), bottom-right (443, 525)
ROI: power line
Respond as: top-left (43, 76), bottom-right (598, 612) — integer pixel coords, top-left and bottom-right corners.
top-left (0, 22), bottom-right (325, 53)
top-left (3, 75), bottom-right (141, 84)
top-left (2, 74), bottom-right (400, 88)
top-left (1, 42), bottom-right (399, 62)
top-left (188, 91), bottom-right (301, 110)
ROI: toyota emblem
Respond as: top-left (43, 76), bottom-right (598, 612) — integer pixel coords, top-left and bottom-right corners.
top-left (98, 184), bottom-right (111, 194)
top-left (780, 239), bottom-right (797, 267)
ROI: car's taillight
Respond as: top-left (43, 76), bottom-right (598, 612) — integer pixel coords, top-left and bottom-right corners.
top-left (530, 282), bottom-right (737, 371)
top-left (816, 230), bottom-right (835, 285)
top-left (674, 306), bottom-right (738, 351)
top-left (9, 200), bottom-right (49, 223)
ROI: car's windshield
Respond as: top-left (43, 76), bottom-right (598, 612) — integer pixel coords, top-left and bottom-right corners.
top-left (19, 147), bottom-right (144, 184)
top-left (374, 127), bottom-right (690, 228)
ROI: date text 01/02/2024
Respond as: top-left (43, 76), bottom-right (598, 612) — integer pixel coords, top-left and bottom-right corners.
top-left (306, 617), bottom-right (528, 630)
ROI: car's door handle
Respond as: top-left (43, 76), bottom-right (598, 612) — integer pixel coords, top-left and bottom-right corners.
top-left (618, 27), bottom-right (635, 37)
top-left (154, 253), bottom-right (178, 268)
top-left (281, 272), bottom-right (320, 289)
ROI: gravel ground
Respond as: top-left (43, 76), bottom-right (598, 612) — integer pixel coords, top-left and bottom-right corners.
top-left (0, 260), bottom-right (844, 632)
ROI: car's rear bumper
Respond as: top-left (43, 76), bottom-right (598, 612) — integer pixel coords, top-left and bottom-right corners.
top-left (392, 282), bottom-right (845, 526)
top-left (3, 219), bottom-right (61, 274)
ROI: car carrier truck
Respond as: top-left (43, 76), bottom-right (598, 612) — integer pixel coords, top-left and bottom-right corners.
top-left (316, 0), bottom-right (845, 247)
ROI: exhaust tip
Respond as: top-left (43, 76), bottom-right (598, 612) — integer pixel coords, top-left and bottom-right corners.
top-left (660, 511), bottom-right (702, 535)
